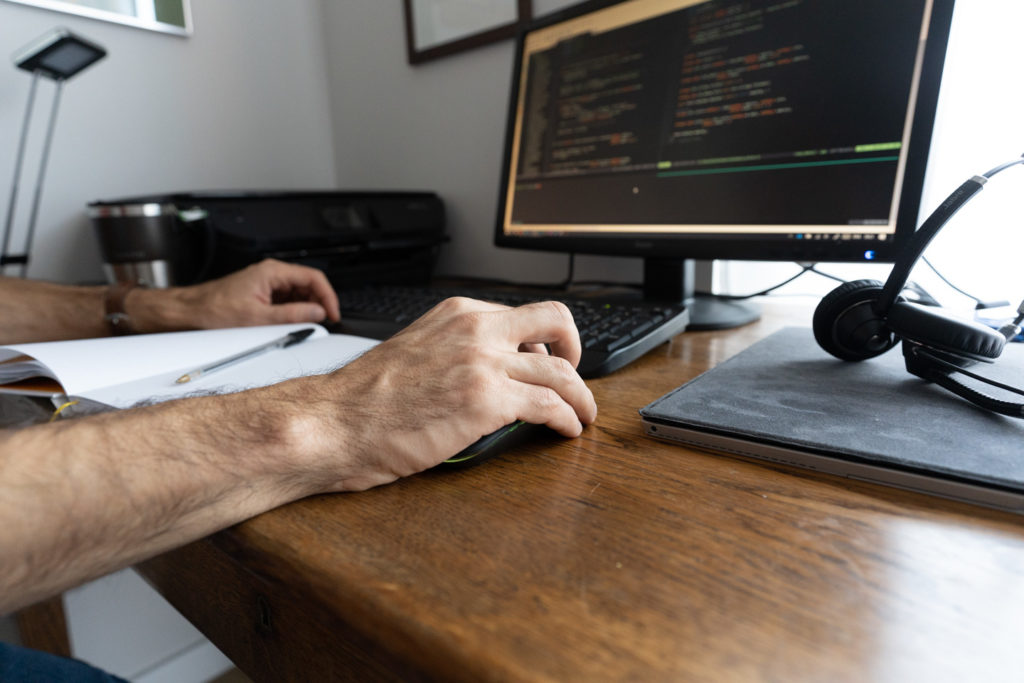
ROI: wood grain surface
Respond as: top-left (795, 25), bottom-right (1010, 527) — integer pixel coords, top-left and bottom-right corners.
top-left (138, 298), bottom-right (1024, 682)
top-left (15, 595), bottom-right (70, 657)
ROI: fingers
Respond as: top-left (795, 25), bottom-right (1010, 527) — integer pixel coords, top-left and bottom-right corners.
top-left (261, 260), bottom-right (340, 322)
top-left (507, 384), bottom-right (589, 437)
top-left (248, 259), bottom-right (337, 323)
top-left (503, 352), bottom-right (597, 435)
top-left (518, 342), bottom-right (549, 355)
top-left (417, 297), bottom-right (595, 436)
top-left (424, 297), bottom-right (581, 367)
top-left (502, 301), bottom-right (582, 368)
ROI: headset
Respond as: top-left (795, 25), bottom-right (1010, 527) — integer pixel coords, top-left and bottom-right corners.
top-left (813, 153), bottom-right (1024, 418)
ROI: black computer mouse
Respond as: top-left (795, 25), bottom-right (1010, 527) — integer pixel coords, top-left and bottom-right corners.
top-left (442, 420), bottom-right (546, 467)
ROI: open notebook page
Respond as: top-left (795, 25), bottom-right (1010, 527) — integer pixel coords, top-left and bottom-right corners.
top-left (81, 332), bottom-right (378, 409)
top-left (0, 324), bottom-right (377, 408)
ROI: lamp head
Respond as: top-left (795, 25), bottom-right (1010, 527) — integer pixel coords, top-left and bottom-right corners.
top-left (13, 27), bottom-right (106, 81)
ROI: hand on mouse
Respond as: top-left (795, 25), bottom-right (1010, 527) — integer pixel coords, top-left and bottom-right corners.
top-left (286, 296), bottom-right (598, 490)
top-left (0, 296), bottom-right (595, 610)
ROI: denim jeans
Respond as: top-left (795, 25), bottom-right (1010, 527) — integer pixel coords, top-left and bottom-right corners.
top-left (0, 642), bottom-right (128, 682)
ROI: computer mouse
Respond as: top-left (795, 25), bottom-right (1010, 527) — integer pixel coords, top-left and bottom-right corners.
top-left (442, 420), bottom-right (545, 467)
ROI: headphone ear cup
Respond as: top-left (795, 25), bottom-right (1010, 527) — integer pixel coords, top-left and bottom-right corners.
top-left (813, 279), bottom-right (899, 361)
top-left (887, 301), bottom-right (1006, 361)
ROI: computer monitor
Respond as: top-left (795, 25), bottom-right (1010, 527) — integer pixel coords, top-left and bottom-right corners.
top-left (495, 0), bottom-right (955, 328)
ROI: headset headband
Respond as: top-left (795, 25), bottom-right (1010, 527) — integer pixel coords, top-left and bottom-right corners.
top-left (874, 153), bottom-right (1024, 316)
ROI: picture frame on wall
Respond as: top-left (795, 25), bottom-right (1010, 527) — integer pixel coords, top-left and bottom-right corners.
top-left (403, 0), bottom-right (532, 64)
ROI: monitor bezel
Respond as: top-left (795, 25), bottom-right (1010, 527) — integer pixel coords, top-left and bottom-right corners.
top-left (493, 0), bottom-right (956, 265)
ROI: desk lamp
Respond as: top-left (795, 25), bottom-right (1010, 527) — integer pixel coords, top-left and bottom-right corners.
top-left (1, 28), bottom-right (106, 277)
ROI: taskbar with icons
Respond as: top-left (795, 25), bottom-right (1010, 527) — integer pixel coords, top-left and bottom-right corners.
top-left (789, 232), bottom-right (888, 260)
top-left (791, 233), bottom-right (889, 241)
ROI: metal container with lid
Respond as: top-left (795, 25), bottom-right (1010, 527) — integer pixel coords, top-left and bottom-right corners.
top-left (88, 198), bottom-right (209, 288)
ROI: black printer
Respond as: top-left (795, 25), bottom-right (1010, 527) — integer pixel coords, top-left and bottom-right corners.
top-left (88, 191), bottom-right (446, 288)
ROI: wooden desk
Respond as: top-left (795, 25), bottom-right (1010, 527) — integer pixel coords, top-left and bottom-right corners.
top-left (137, 299), bottom-right (1024, 681)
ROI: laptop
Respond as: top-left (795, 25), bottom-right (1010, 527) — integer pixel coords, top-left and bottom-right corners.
top-left (640, 327), bottom-right (1024, 514)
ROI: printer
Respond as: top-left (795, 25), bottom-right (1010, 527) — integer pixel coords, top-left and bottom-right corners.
top-left (88, 191), bottom-right (446, 288)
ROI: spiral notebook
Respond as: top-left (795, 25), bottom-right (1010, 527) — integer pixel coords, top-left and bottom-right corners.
top-left (640, 327), bottom-right (1024, 514)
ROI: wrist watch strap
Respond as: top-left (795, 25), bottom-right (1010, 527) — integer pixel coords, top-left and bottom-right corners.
top-left (104, 282), bottom-right (140, 335)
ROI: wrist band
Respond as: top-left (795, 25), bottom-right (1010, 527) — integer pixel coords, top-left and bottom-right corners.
top-left (104, 282), bottom-right (139, 336)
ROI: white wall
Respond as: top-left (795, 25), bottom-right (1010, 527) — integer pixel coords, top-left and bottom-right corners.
top-left (322, 0), bottom-right (1024, 312)
top-left (0, 0), bottom-right (337, 284)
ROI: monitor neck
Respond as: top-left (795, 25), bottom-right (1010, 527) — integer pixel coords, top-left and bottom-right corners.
top-left (642, 257), bottom-right (760, 331)
top-left (642, 257), bottom-right (693, 303)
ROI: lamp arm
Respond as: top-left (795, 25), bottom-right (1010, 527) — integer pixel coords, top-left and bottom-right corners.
top-left (18, 78), bottom-right (65, 278)
top-left (1, 71), bottom-right (41, 273)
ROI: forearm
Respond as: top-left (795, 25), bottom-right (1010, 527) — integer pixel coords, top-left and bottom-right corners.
top-left (0, 258), bottom-right (340, 345)
top-left (0, 382), bottom-right (327, 614)
top-left (0, 276), bottom-right (200, 343)
top-left (0, 277), bottom-right (108, 343)
top-left (0, 297), bottom-right (598, 614)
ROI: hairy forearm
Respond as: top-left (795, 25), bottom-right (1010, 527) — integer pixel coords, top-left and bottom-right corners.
top-left (0, 382), bottom-right (329, 614)
top-left (0, 259), bottom-right (339, 345)
top-left (0, 276), bottom-right (200, 344)
top-left (0, 277), bottom-right (108, 343)
top-left (0, 296), bottom-right (598, 615)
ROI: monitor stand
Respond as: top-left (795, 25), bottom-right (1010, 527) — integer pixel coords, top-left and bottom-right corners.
top-left (643, 258), bottom-right (760, 331)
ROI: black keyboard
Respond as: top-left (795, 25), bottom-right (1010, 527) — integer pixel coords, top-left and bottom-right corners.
top-left (332, 285), bottom-right (689, 378)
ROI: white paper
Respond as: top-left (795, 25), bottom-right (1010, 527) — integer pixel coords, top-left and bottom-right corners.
top-left (82, 333), bottom-right (378, 409)
top-left (0, 324), bottom-right (379, 409)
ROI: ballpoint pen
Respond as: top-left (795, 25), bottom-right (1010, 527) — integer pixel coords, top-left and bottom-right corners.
top-left (175, 327), bottom-right (316, 384)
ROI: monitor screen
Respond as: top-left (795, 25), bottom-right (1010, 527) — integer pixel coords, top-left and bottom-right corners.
top-left (495, 0), bottom-right (955, 314)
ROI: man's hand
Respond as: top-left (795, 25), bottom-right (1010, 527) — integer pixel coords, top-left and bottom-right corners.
top-left (0, 260), bottom-right (340, 343)
top-left (289, 296), bottom-right (598, 491)
top-left (132, 259), bottom-right (341, 332)
top-left (0, 295), bottom-right (596, 611)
